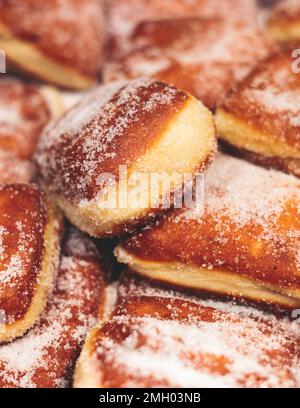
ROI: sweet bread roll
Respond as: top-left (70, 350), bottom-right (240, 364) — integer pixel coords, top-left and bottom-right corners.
top-left (74, 271), bottom-right (300, 388)
top-left (0, 227), bottom-right (106, 388)
top-left (269, 0), bottom-right (300, 43)
top-left (36, 79), bottom-right (216, 238)
top-left (116, 154), bottom-right (300, 310)
top-left (105, 0), bottom-right (259, 57)
top-left (0, 0), bottom-right (103, 89)
top-left (0, 184), bottom-right (62, 343)
top-left (104, 18), bottom-right (273, 109)
top-left (216, 49), bottom-right (300, 178)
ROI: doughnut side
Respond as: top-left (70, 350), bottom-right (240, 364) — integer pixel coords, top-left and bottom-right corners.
top-left (36, 79), bottom-right (216, 238)
top-left (0, 185), bottom-right (63, 343)
top-left (0, 228), bottom-right (106, 387)
top-left (0, 0), bottom-right (103, 88)
top-left (116, 154), bottom-right (300, 309)
top-left (74, 272), bottom-right (300, 388)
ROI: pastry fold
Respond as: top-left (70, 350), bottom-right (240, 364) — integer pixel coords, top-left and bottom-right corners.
top-left (36, 79), bottom-right (216, 238)
top-left (0, 228), bottom-right (106, 388)
top-left (74, 271), bottom-right (300, 388)
top-left (0, 184), bottom-right (62, 343)
top-left (116, 154), bottom-right (300, 309)
top-left (216, 49), bottom-right (300, 178)
top-left (0, 0), bottom-right (103, 89)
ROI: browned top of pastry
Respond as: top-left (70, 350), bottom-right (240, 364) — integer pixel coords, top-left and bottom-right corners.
top-left (269, 0), bottom-right (300, 24)
top-left (36, 79), bottom-right (189, 203)
top-left (122, 154), bottom-right (300, 288)
top-left (220, 49), bottom-right (300, 150)
top-left (0, 0), bottom-right (103, 78)
top-left (0, 228), bottom-right (105, 388)
top-left (0, 184), bottom-right (50, 324)
top-left (104, 19), bottom-right (273, 109)
top-left (87, 272), bottom-right (300, 388)
top-left (0, 80), bottom-right (51, 160)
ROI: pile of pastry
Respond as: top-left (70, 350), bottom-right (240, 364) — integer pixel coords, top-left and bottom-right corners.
top-left (0, 0), bottom-right (299, 388)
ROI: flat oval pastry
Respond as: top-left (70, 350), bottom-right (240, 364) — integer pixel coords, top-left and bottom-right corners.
top-left (269, 0), bottom-right (300, 43)
top-left (0, 184), bottom-right (62, 343)
top-left (36, 78), bottom-right (216, 238)
top-left (74, 271), bottom-right (300, 388)
top-left (116, 154), bottom-right (300, 310)
top-left (0, 227), bottom-right (106, 387)
top-left (0, 0), bottom-right (103, 89)
top-left (104, 18), bottom-right (273, 109)
top-left (216, 48), bottom-right (300, 178)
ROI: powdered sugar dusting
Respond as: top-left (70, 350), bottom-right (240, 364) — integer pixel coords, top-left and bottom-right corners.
top-left (92, 274), bottom-right (300, 388)
top-left (0, 228), bottom-right (104, 388)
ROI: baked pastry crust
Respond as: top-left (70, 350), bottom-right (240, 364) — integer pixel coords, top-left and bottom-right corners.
top-left (216, 49), bottom-right (300, 178)
top-left (36, 79), bottom-right (216, 238)
top-left (0, 79), bottom-right (63, 183)
top-left (0, 0), bottom-right (103, 89)
top-left (0, 184), bottom-right (62, 343)
top-left (104, 18), bottom-right (272, 109)
top-left (74, 271), bottom-right (300, 388)
top-left (269, 0), bottom-right (300, 43)
top-left (0, 228), bottom-right (106, 387)
top-left (116, 154), bottom-right (300, 310)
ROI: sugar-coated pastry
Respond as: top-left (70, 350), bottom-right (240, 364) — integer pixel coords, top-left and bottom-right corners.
top-left (36, 79), bottom-right (216, 238)
top-left (0, 0), bottom-right (103, 89)
top-left (74, 271), bottom-right (300, 388)
top-left (216, 49), bottom-right (300, 178)
top-left (104, 18), bottom-right (273, 109)
top-left (269, 0), bottom-right (300, 43)
top-left (0, 184), bottom-right (62, 343)
top-left (105, 0), bottom-right (259, 58)
top-left (0, 228), bottom-right (106, 388)
top-left (116, 154), bottom-right (300, 310)
top-left (0, 150), bottom-right (33, 184)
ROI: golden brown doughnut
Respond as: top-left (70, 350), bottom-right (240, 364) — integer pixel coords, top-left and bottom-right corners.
top-left (216, 49), bottom-right (300, 178)
top-left (116, 154), bottom-right (300, 310)
top-left (0, 184), bottom-right (62, 343)
top-left (269, 0), bottom-right (300, 43)
top-left (105, 0), bottom-right (259, 58)
top-left (0, 227), bottom-right (106, 388)
top-left (0, 150), bottom-right (33, 184)
top-left (74, 271), bottom-right (300, 388)
top-left (103, 18), bottom-right (273, 109)
top-left (36, 79), bottom-right (216, 238)
top-left (0, 0), bottom-right (103, 89)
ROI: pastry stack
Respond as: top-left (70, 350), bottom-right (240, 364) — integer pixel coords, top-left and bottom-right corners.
top-left (0, 0), bottom-right (299, 388)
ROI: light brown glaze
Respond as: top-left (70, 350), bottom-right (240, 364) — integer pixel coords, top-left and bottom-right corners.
top-left (81, 272), bottom-right (300, 388)
top-left (122, 154), bottom-right (300, 289)
top-left (104, 18), bottom-right (273, 109)
top-left (0, 0), bottom-right (103, 80)
top-left (0, 80), bottom-right (51, 160)
top-left (219, 48), bottom-right (300, 151)
top-left (36, 79), bottom-right (189, 203)
top-left (0, 228), bottom-right (106, 388)
top-left (0, 184), bottom-right (51, 323)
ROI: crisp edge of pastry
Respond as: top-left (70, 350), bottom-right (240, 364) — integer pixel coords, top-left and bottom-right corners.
top-left (0, 202), bottom-right (62, 343)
